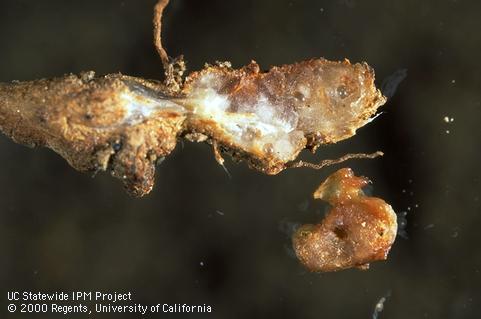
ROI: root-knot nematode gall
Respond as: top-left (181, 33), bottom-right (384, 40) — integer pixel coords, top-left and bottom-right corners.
top-left (0, 0), bottom-right (386, 196)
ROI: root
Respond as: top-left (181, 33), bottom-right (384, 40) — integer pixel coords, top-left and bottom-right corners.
top-left (212, 140), bottom-right (225, 166)
top-left (153, 0), bottom-right (170, 70)
top-left (153, 0), bottom-right (185, 92)
top-left (292, 168), bottom-right (397, 272)
top-left (212, 141), bottom-right (232, 178)
top-left (288, 151), bottom-right (384, 170)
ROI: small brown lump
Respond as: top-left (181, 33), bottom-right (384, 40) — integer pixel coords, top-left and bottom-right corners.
top-left (292, 168), bottom-right (398, 272)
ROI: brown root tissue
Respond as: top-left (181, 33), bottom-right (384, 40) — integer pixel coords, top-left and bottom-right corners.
top-left (0, 59), bottom-right (386, 196)
top-left (292, 168), bottom-right (397, 272)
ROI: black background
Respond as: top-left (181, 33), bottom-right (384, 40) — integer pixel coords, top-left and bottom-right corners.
top-left (1, 0), bottom-right (480, 318)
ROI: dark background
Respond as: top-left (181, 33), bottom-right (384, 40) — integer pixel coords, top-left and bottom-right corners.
top-left (1, 0), bottom-right (480, 318)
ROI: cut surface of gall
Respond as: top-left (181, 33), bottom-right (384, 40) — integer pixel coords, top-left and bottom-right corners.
top-left (181, 59), bottom-right (385, 173)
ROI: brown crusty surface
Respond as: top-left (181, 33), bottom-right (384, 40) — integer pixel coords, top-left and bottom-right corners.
top-left (0, 73), bottom-right (186, 196)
